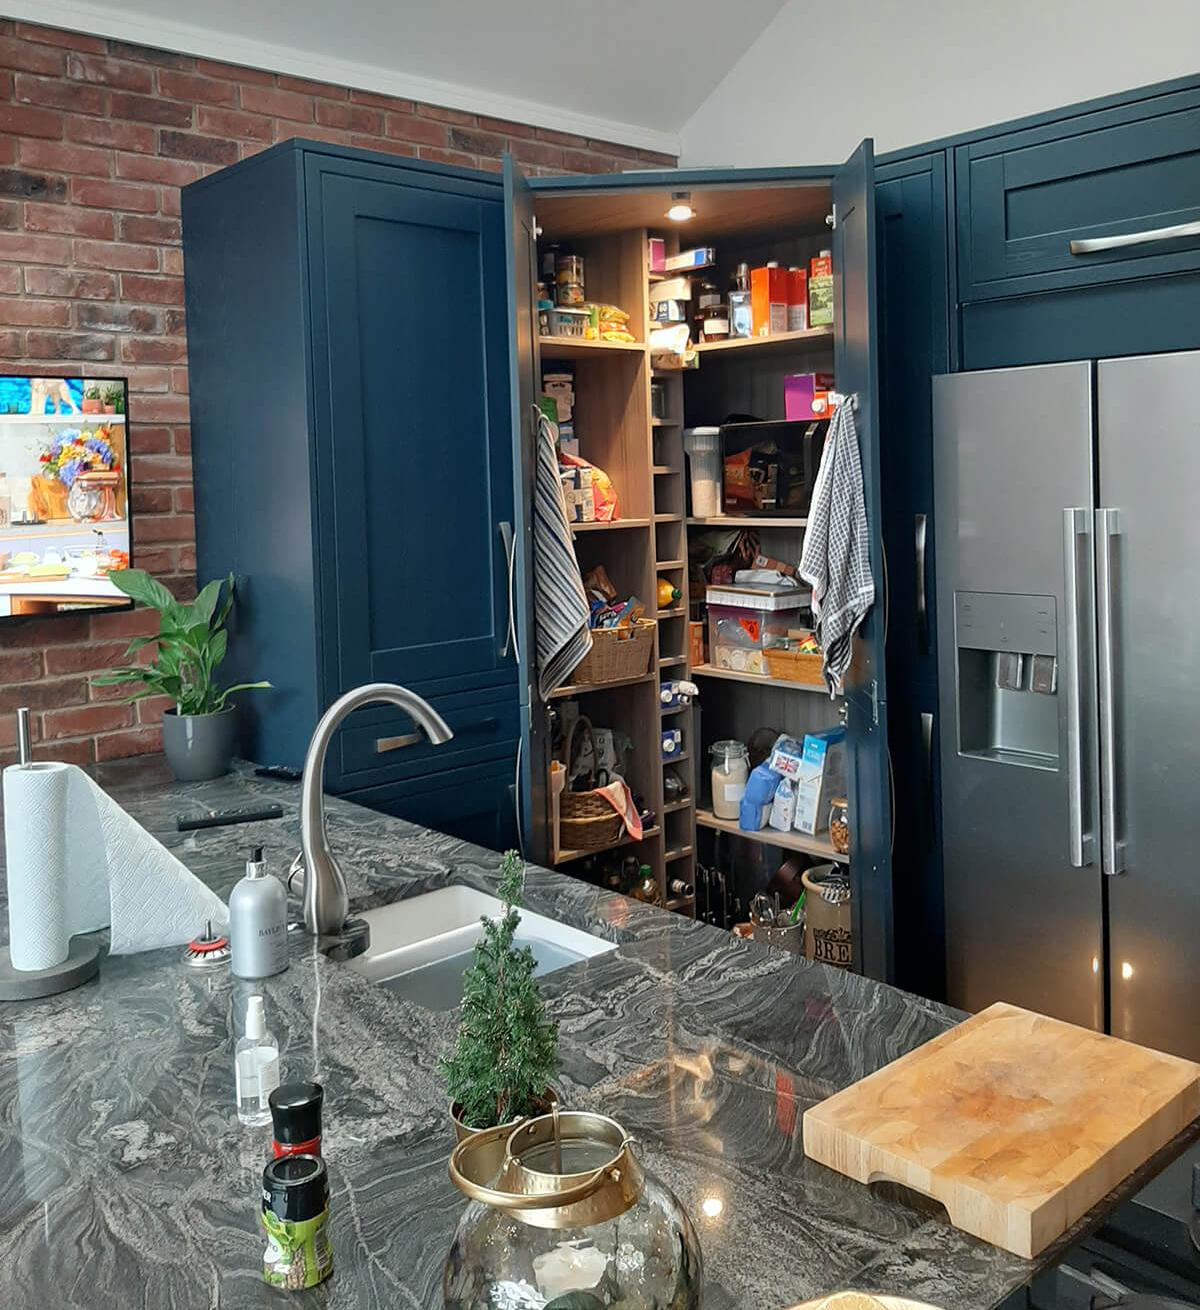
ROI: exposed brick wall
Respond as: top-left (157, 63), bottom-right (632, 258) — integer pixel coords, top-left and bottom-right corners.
top-left (0, 20), bottom-right (676, 767)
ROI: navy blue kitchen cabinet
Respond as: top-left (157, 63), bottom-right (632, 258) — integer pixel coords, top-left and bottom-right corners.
top-left (183, 141), bottom-right (519, 847)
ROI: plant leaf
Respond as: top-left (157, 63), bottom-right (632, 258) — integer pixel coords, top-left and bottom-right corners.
top-left (189, 577), bottom-right (224, 629)
top-left (108, 568), bottom-right (175, 613)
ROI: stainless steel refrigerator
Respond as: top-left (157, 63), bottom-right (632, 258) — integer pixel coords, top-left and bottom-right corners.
top-left (933, 351), bottom-right (1200, 1061)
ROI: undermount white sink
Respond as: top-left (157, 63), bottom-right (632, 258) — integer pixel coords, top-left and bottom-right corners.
top-left (346, 884), bottom-right (616, 1010)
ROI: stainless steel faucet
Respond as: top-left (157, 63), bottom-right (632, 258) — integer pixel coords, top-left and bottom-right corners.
top-left (295, 683), bottom-right (453, 935)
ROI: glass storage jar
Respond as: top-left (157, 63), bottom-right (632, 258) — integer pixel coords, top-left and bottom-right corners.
top-left (828, 795), bottom-right (850, 854)
top-left (445, 1108), bottom-right (702, 1309)
top-left (709, 739), bottom-right (749, 820)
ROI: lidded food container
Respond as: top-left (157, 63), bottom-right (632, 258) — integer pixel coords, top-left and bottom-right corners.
top-left (705, 582), bottom-right (809, 677)
top-left (683, 426), bottom-right (722, 518)
top-left (828, 795), bottom-right (850, 855)
top-left (710, 739), bottom-right (749, 820)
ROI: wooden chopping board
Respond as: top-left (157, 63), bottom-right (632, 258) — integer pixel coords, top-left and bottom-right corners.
top-left (802, 1002), bottom-right (1200, 1258)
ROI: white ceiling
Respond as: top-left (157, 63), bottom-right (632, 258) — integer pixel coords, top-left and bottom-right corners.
top-left (20, 0), bottom-right (790, 154)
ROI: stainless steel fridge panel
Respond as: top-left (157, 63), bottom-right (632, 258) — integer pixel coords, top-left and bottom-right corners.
top-left (933, 363), bottom-right (1104, 1028)
top-left (1097, 349), bottom-right (1200, 1060)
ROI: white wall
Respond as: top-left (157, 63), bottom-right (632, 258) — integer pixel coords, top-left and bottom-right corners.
top-left (680, 0), bottom-right (1200, 165)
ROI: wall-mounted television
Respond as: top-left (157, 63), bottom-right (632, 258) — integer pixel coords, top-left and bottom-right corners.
top-left (0, 374), bottom-right (132, 619)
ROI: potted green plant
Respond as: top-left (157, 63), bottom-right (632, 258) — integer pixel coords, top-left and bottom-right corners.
top-left (441, 850), bottom-right (559, 1140)
top-left (93, 569), bottom-right (270, 781)
top-left (81, 384), bottom-right (102, 415)
top-left (101, 384), bottom-right (123, 416)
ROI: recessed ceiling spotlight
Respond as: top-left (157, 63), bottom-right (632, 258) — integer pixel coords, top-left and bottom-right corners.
top-left (666, 191), bottom-right (694, 222)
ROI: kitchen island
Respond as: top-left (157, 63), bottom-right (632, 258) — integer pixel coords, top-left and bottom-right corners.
top-left (0, 758), bottom-right (1193, 1309)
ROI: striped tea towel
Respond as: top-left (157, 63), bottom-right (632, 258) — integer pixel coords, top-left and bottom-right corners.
top-left (799, 398), bottom-right (875, 695)
top-left (534, 411), bottom-right (592, 699)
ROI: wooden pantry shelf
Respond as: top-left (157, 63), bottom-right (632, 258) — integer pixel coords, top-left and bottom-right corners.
top-left (656, 607), bottom-right (687, 619)
top-left (656, 559), bottom-right (684, 569)
top-left (662, 751), bottom-right (689, 765)
top-left (651, 418), bottom-right (681, 427)
top-left (665, 896), bottom-right (695, 911)
top-left (658, 655), bottom-right (688, 669)
top-left (692, 663), bottom-right (832, 694)
top-left (554, 824), bottom-right (661, 866)
top-left (654, 513), bottom-right (682, 524)
top-left (695, 808), bottom-right (841, 860)
top-left (571, 517), bottom-right (650, 533)
top-left (662, 798), bottom-right (692, 814)
top-left (548, 671), bottom-right (656, 700)
top-left (694, 326), bottom-right (833, 354)
top-left (652, 465), bottom-right (679, 475)
top-left (540, 336), bottom-right (645, 360)
top-left (660, 702), bottom-right (690, 716)
top-left (687, 515), bottom-right (807, 528)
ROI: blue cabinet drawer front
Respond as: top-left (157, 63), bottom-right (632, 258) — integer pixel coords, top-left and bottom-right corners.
top-left (957, 88), bottom-right (1200, 300)
top-left (333, 686), bottom-right (520, 788)
top-left (344, 757), bottom-right (517, 851)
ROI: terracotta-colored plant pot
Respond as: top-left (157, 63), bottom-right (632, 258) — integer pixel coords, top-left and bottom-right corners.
top-left (103, 404), bottom-right (116, 414)
top-left (81, 398), bottom-right (102, 414)
top-left (450, 1086), bottom-right (559, 1143)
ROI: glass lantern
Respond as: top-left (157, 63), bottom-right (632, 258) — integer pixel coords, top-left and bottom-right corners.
top-left (444, 1108), bottom-right (703, 1309)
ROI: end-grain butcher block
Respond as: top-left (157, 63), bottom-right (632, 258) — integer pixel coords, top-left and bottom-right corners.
top-left (802, 1002), bottom-right (1200, 1258)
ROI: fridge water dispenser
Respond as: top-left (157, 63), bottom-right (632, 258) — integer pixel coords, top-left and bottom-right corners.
top-left (954, 592), bottom-right (1059, 769)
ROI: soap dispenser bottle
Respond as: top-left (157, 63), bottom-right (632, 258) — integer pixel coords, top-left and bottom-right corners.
top-left (229, 847), bottom-right (288, 979)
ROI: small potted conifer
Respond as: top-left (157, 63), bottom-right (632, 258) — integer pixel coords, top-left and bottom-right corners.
top-left (442, 850), bottom-right (559, 1140)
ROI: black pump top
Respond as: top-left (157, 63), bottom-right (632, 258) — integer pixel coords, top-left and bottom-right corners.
top-left (269, 1080), bottom-right (324, 1143)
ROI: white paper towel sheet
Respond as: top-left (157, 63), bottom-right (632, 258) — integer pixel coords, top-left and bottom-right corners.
top-left (4, 762), bottom-right (228, 969)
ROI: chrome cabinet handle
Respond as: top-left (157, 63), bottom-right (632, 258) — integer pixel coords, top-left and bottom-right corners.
top-left (1095, 508), bottom-right (1123, 876)
top-left (914, 513), bottom-right (929, 655)
top-left (498, 520), bottom-right (519, 663)
top-left (1062, 508), bottom-right (1094, 868)
top-left (1070, 219), bottom-right (1200, 255)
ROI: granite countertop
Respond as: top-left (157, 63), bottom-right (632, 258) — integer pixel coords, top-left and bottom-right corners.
top-left (0, 758), bottom-right (1193, 1310)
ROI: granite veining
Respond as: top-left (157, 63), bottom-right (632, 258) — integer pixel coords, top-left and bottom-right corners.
top-left (0, 757), bottom-right (1193, 1309)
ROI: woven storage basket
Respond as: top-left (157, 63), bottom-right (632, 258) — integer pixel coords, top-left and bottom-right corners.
top-left (764, 646), bottom-right (825, 686)
top-left (558, 717), bottom-right (626, 851)
top-left (569, 619), bottom-right (656, 686)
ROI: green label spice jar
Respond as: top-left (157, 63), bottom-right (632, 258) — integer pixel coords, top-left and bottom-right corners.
top-left (261, 1154), bottom-right (333, 1291)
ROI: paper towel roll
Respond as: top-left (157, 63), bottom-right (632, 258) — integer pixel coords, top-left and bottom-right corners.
top-left (4, 762), bottom-right (229, 970)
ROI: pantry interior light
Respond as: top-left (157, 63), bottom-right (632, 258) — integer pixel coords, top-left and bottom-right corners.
top-left (666, 192), bottom-right (695, 222)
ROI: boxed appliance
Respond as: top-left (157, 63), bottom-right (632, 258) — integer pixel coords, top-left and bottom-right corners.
top-left (793, 727), bottom-right (846, 835)
top-left (784, 372), bottom-right (836, 422)
top-left (808, 251), bottom-right (833, 327)
top-left (665, 246), bottom-right (715, 272)
top-left (751, 264), bottom-right (789, 336)
top-left (652, 299), bottom-right (689, 323)
top-left (720, 418), bottom-right (828, 516)
top-left (649, 275), bottom-right (693, 304)
top-left (705, 583), bottom-right (810, 676)
top-left (647, 236), bottom-right (666, 273)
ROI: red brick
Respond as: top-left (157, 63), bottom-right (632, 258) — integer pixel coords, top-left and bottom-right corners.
top-left (478, 115), bottom-right (537, 140)
top-left (0, 138), bottom-right (14, 166)
top-left (196, 105), bottom-right (273, 143)
top-left (0, 36), bottom-right (66, 77)
top-left (0, 167), bottom-right (67, 200)
top-left (511, 138), bottom-right (565, 169)
top-left (156, 68), bottom-right (238, 106)
top-left (163, 308), bottom-right (186, 334)
top-left (123, 363), bottom-right (171, 391)
top-left (119, 214), bottom-right (181, 246)
top-left (115, 153), bottom-right (204, 186)
top-left (0, 231), bottom-right (71, 264)
top-left (66, 52), bottom-right (153, 93)
top-left (0, 267), bottom-right (20, 294)
top-left (119, 273), bottom-right (184, 305)
top-left (0, 330), bottom-right (23, 356)
top-left (15, 72), bottom-right (105, 115)
top-left (638, 148), bottom-right (676, 166)
top-left (0, 199), bottom-right (17, 230)
top-left (274, 125), bottom-right (346, 148)
top-left (384, 112), bottom-right (448, 147)
top-left (279, 73), bottom-right (346, 97)
top-left (418, 147), bottom-right (477, 169)
top-left (19, 139), bottom-right (111, 178)
top-left (349, 136), bottom-right (416, 159)
top-left (70, 177), bottom-right (159, 213)
top-left (160, 188), bottom-right (181, 218)
top-left (240, 83), bottom-right (312, 122)
top-left (170, 367), bottom-right (188, 393)
top-left (13, 737), bottom-right (96, 766)
top-left (418, 104), bottom-right (476, 126)
top-left (135, 693), bottom-right (174, 722)
top-left (173, 485), bottom-right (194, 512)
top-left (588, 138), bottom-right (643, 163)
top-left (0, 299), bottom-right (69, 327)
top-left (43, 702), bottom-right (134, 739)
top-left (96, 725), bottom-right (161, 760)
top-left (133, 512), bottom-right (194, 543)
top-left (122, 545), bottom-right (174, 575)
top-left (0, 616), bottom-right (88, 647)
top-left (109, 90), bottom-right (192, 127)
top-left (76, 302), bottom-right (160, 333)
top-left (27, 330), bottom-right (115, 361)
top-left (0, 650), bottom-right (43, 681)
top-left (14, 24), bottom-right (106, 54)
top-left (125, 392), bottom-right (189, 422)
top-left (177, 543), bottom-right (196, 572)
top-left (159, 131), bottom-right (239, 165)
top-left (66, 114), bottom-right (156, 152)
top-left (560, 148), bottom-right (618, 174)
top-left (74, 239), bottom-right (159, 271)
top-left (91, 605), bottom-right (159, 639)
top-left (26, 266), bottom-right (116, 299)
top-left (194, 57), bottom-right (274, 85)
top-left (448, 126), bottom-right (506, 156)
top-left (162, 247), bottom-right (184, 275)
top-left (0, 103), bottom-right (64, 140)
top-left (127, 424), bottom-right (171, 454)
top-left (535, 126), bottom-right (590, 148)
top-left (0, 677), bottom-right (86, 713)
top-left (105, 39), bottom-right (192, 69)
top-left (315, 100), bottom-right (383, 134)
top-left (350, 88), bottom-right (413, 112)
top-left (24, 201), bottom-right (114, 238)
top-left (121, 336), bottom-right (185, 363)
top-left (132, 454), bottom-right (192, 482)
top-left (45, 640), bottom-right (129, 675)
top-left (133, 485), bottom-right (173, 513)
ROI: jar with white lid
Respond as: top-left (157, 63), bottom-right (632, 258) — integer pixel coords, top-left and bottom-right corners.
top-left (710, 740), bottom-right (749, 820)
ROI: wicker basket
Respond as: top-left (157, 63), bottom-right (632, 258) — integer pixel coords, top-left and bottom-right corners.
top-left (569, 619), bottom-right (656, 686)
top-left (559, 809), bottom-right (624, 852)
top-left (764, 646), bottom-right (825, 686)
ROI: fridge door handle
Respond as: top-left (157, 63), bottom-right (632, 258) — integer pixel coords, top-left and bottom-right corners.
top-left (1095, 507), bottom-right (1124, 876)
top-left (920, 710), bottom-right (935, 852)
top-left (1062, 508), bottom-right (1095, 867)
top-left (498, 520), bottom-right (519, 664)
top-left (915, 513), bottom-right (929, 655)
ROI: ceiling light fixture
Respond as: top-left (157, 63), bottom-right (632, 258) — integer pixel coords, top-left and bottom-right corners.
top-left (666, 191), bottom-right (694, 222)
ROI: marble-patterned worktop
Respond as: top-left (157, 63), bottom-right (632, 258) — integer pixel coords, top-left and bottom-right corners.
top-left (0, 758), bottom-right (1192, 1309)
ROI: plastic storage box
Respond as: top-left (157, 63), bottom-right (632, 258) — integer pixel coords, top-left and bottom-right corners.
top-left (705, 583), bottom-right (810, 676)
top-left (683, 426), bottom-right (722, 518)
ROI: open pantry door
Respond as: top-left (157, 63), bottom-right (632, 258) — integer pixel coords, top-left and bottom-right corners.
top-left (503, 155), bottom-right (544, 861)
top-left (832, 138), bottom-right (893, 981)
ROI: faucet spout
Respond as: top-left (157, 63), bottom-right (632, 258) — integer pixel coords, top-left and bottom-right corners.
top-left (298, 682), bottom-right (454, 935)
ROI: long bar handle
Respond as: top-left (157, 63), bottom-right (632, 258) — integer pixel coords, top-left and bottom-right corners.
top-left (498, 520), bottom-right (519, 663)
top-left (1070, 219), bottom-right (1200, 255)
top-left (1095, 508), bottom-right (1123, 876)
top-left (1062, 508), bottom-right (1094, 867)
top-left (914, 513), bottom-right (929, 655)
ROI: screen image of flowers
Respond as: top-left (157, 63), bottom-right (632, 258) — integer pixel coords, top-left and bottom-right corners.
top-left (39, 428), bottom-right (120, 486)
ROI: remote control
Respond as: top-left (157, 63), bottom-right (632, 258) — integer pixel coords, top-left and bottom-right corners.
top-left (254, 765), bottom-right (303, 782)
top-left (177, 804), bottom-right (284, 832)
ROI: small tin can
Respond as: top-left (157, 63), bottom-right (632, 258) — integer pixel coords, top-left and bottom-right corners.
top-left (556, 281), bottom-right (586, 307)
top-left (261, 1154), bottom-right (333, 1291)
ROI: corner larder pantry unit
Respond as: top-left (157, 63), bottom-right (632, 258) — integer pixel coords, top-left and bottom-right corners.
top-left (182, 140), bottom-right (894, 981)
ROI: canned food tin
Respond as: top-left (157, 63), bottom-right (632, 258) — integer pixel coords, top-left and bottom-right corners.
top-left (261, 1154), bottom-right (333, 1291)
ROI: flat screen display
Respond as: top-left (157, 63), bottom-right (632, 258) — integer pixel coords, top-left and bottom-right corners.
top-left (0, 375), bottom-right (132, 618)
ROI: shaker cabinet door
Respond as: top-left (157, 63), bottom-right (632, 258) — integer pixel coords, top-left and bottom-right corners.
top-left (305, 159), bottom-right (518, 721)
